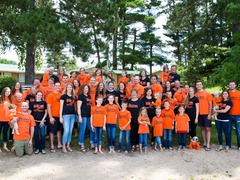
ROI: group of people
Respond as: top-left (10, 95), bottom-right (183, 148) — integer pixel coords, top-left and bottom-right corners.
top-left (0, 65), bottom-right (240, 157)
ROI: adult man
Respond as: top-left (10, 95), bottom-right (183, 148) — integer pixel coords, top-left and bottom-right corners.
top-left (173, 80), bottom-right (187, 105)
top-left (169, 65), bottom-right (180, 86)
top-left (89, 76), bottom-right (97, 106)
top-left (25, 78), bottom-right (44, 96)
top-left (11, 102), bottom-right (35, 157)
top-left (150, 75), bottom-right (163, 96)
top-left (228, 81), bottom-right (240, 150)
top-left (41, 67), bottom-right (59, 84)
top-left (46, 82), bottom-right (62, 152)
top-left (132, 76), bottom-right (144, 98)
top-left (195, 81), bottom-right (212, 151)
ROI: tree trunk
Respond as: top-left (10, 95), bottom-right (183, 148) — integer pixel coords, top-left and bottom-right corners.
top-left (25, 43), bottom-right (36, 84)
top-left (92, 22), bottom-right (101, 63)
top-left (112, 27), bottom-right (118, 69)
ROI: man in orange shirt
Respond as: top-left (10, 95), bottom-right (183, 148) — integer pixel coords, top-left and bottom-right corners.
top-left (43, 78), bottom-right (55, 100)
top-left (151, 75), bottom-right (163, 96)
top-left (132, 76), bottom-right (144, 98)
top-left (89, 76), bottom-right (97, 106)
top-left (173, 80), bottom-right (187, 105)
top-left (25, 78), bottom-right (45, 96)
top-left (195, 80), bottom-right (212, 151)
top-left (10, 102), bottom-right (35, 157)
top-left (61, 74), bottom-right (68, 91)
top-left (228, 81), bottom-right (240, 150)
top-left (46, 82), bottom-right (62, 152)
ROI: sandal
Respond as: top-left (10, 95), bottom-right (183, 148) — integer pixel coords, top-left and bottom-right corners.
top-left (215, 147), bottom-right (223, 152)
top-left (201, 145), bottom-right (207, 148)
top-left (131, 146), bottom-right (135, 152)
top-left (62, 148), bottom-right (68, 153)
top-left (80, 146), bottom-right (86, 152)
top-left (50, 148), bottom-right (56, 153)
top-left (205, 147), bottom-right (211, 151)
top-left (67, 147), bottom-right (73, 152)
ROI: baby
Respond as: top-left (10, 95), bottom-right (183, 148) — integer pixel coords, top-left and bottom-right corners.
top-left (212, 90), bottom-right (222, 120)
top-left (9, 104), bottom-right (19, 135)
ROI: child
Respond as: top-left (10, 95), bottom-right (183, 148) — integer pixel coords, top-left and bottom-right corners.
top-left (118, 101), bottom-right (132, 153)
top-left (161, 100), bottom-right (175, 150)
top-left (118, 70), bottom-right (129, 85)
top-left (175, 105), bottom-right (190, 150)
top-left (160, 65), bottom-right (169, 85)
top-left (152, 92), bottom-right (162, 108)
top-left (105, 95), bottom-right (119, 153)
top-left (91, 96), bottom-right (107, 154)
top-left (152, 108), bottom-right (163, 151)
top-left (138, 107), bottom-right (150, 153)
top-left (9, 104), bottom-right (19, 135)
top-left (212, 90), bottom-right (223, 119)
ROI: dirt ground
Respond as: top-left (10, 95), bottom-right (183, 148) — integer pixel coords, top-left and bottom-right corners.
top-left (0, 144), bottom-right (239, 180)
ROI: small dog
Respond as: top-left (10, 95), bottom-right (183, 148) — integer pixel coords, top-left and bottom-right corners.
top-left (189, 136), bottom-right (200, 150)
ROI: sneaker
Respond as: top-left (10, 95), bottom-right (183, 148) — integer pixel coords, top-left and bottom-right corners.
top-left (34, 149), bottom-right (40, 154)
top-left (41, 149), bottom-right (46, 154)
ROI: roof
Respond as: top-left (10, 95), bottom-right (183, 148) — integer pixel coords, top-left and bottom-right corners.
top-left (0, 64), bottom-right (44, 74)
top-left (111, 70), bottom-right (140, 75)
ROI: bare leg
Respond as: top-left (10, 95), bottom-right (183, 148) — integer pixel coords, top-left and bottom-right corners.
top-left (201, 127), bottom-right (207, 146)
top-left (57, 131), bottom-right (62, 148)
top-left (206, 127), bottom-right (211, 148)
top-left (50, 133), bottom-right (55, 149)
top-left (99, 145), bottom-right (104, 154)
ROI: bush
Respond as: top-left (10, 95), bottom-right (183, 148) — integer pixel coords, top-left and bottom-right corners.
top-left (0, 76), bottom-right (16, 93)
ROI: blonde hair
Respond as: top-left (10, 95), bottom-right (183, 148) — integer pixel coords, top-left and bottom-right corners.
top-left (139, 107), bottom-right (148, 117)
top-left (62, 83), bottom-right (76, 100)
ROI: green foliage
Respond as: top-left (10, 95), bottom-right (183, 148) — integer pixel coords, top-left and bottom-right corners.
top-left (0, 58), bottom-right (17, 65)
top-left (0, 76), bottom-right (16, 92)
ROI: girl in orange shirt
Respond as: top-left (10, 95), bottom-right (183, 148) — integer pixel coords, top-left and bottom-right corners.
top-left (160, 65), bottom-right (169, 85)
top-left (152, 108), bottom-right (164, 151)
top-left (152, 92), bottom-right (162, 108)
top-left (138, 107), bottom-right (150, 153)
top-left (95, 68), bottom-right (103, 84)
top-left (175, 105), bottom-right (190, 150)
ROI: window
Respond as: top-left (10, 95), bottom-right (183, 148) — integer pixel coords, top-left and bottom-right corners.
top-left (0, 72), bottom-right (12, 76)
top-left (18, 73), bottom-right (25, 83)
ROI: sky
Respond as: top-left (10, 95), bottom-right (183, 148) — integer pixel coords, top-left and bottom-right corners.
top-left (0, 2), bottom-right (175, 73)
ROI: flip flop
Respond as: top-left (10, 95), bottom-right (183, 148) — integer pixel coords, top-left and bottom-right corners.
top-left (215, 148), bottom-right (223, 152)
top-left (50, 148), bottom-right (56, 153)
top-left (205, 147), bottom-right (211, 151)
top-left (201, 145), bottom-right (207, 148)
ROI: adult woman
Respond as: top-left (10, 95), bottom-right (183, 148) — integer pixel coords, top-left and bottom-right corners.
top-left (214, 90), bottom-right (232, 152)
top-left (185, 87), bottom-right (199, 138)
top-left (95, 68), bottom-right (103, 84)
top-left (57, 67), bottom-right (65, 84)
top-left (142, 87), bottom-right (155, 146)
top-left (78, 84), bottom-right (93, 152)
top-left (95, 82), bottom-right (107, 106)
top-left (73, 79), bottom-right (80, 96)
top-left (115, 82), bottom-right (127, 110)
top-left (60, 83), bottom-right (76, 153)
top-left (12, 82), bottom-right (24, 101)
top-left (162, 80), bottom-right (175, 100)
top-left (0, 87), bottom-right (12, 152)
top-left (128, 89), bottom-right (144, 151)
top-left (29, 91), bottom-right (47, 154)
top-left (139, 69), bottom-right (150, 87)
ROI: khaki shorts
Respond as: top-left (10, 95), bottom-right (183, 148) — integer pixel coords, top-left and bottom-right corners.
top-left (15, 139), bottom-right (33, 157)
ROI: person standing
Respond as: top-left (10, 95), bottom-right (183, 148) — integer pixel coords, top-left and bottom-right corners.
top-left (168, 65), bottom-right (180, 86)
top-left (228, 81), bottom-right (240, 150)
top-left (195, 81), bottom-right (212, 151)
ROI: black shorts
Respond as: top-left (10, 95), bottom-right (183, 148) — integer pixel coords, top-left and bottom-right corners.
top-left (198, 115), bottom-right (211, 127)
top-left (49, 117), bottom-right (63, 134)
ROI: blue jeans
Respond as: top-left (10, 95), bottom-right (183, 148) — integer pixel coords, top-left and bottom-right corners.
top-left (34, 122), bottom-right (46, 151)
top-left (62, 115), bottom-right (75, 144)
top-left (0, 122), bottom-right (9, 143)
top-left (139, 134), bottom-right (148, 148)
top-left (94, 127), bottom-right (103, 147)
top-left (155, 136), bottom-right (162, 147)
top-left (106, 124), bottom-right (116, 148)
top-left (216, 120), bottom-right (230, 146)
top-left (229, 115), bottom-right (240, 148)
top-left (78, 117), bottom-right (93, 145)
top-left (118, 130), bottom-right (130, 151)
top-left (163, 129), bottom-right (172, 148)
top-left (177, 133), bottom-right (187, 148)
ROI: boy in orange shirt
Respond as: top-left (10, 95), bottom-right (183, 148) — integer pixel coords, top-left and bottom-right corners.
top-left (46, 82), bottom-right (63, 152)
top-left (175, 105), bottom-right (190, 150)
top-left (152, 108), bottom-right (164, 151)
top-left (105, 95), bottom-right (119, 153)
top-left (138, 107), bottom-right (150, 153)
top-left (161, 100), bottom-right (175, 150)
top-left (91, 96), bottom-right (107, 154)
top-left (10, 102), bottom-right (35, 157)
top-left (162, 91), bottom-right (178, 110)
top-left (212, 90), bottom-right (223, 119)
top-left (118, 100), bottom-right (132, 153)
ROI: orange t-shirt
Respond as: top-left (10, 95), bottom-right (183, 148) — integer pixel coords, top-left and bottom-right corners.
top-left (133, 84), bottom-right (144, 98)
top-left (90, 85), bottom-right (97, 106)
top-left (229, 90), bottom-right (240, 115)
top-left (85, 75), bottom-right (91, 85)
top-left (152, 116), bottom-right (163, 136)
top-left (96, 76), bottom-right (103, 83)
top-left (91, 106), bottom-right (107, 127)
top-left (46, 92), bottom-right (61, 117)
top-left (160, 72), bottom-right (169, 83)
top-left (151, 84), bottom-right (163, 95)
top-left (77, 74), bottom-right (87, 85)
top-left (125, 84), bottom-right (132, 98)
top-left (58, 75), bottom-right (63, 84)
top-left (12, 92), bottom-right (27, 102)
top-left (43, 86), bottom-right (55, 100)
top-left (41, 72), bottom-right (50, 87)
top-left (162, 98), bottom-right (178, 110)
top-left (161, 109), bottom-right (175, 129)
top-left (175, 114), bottom-right (190, 133)
top-left (25, 85), bottom-right (45, 96)
top-left (138, 116), bottom-right (150, 134)
top-left (152, 98), bottom-right (161, 108)
top-left (13, 113), bottom-right (36, 140)
top-left (118, 77), bottom-right (129, 85)
top-left (213, 96), bottom-right (223, 107)
top-left (118, 110), bottom-right (132, 130)
top-left (0, 103), bottom-right (10, 122)
top-left (195, 90), bottom-right (213, 115)
top-left (105, 104), bottom-right (119, 124)
top-left (13, 99), bottom-right (24, 113)
top-left (173, 89), bottom-right (187, 104)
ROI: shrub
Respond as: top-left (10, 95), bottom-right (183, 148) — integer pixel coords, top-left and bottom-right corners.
top-left (0, 76), bottom-right (16, 93)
